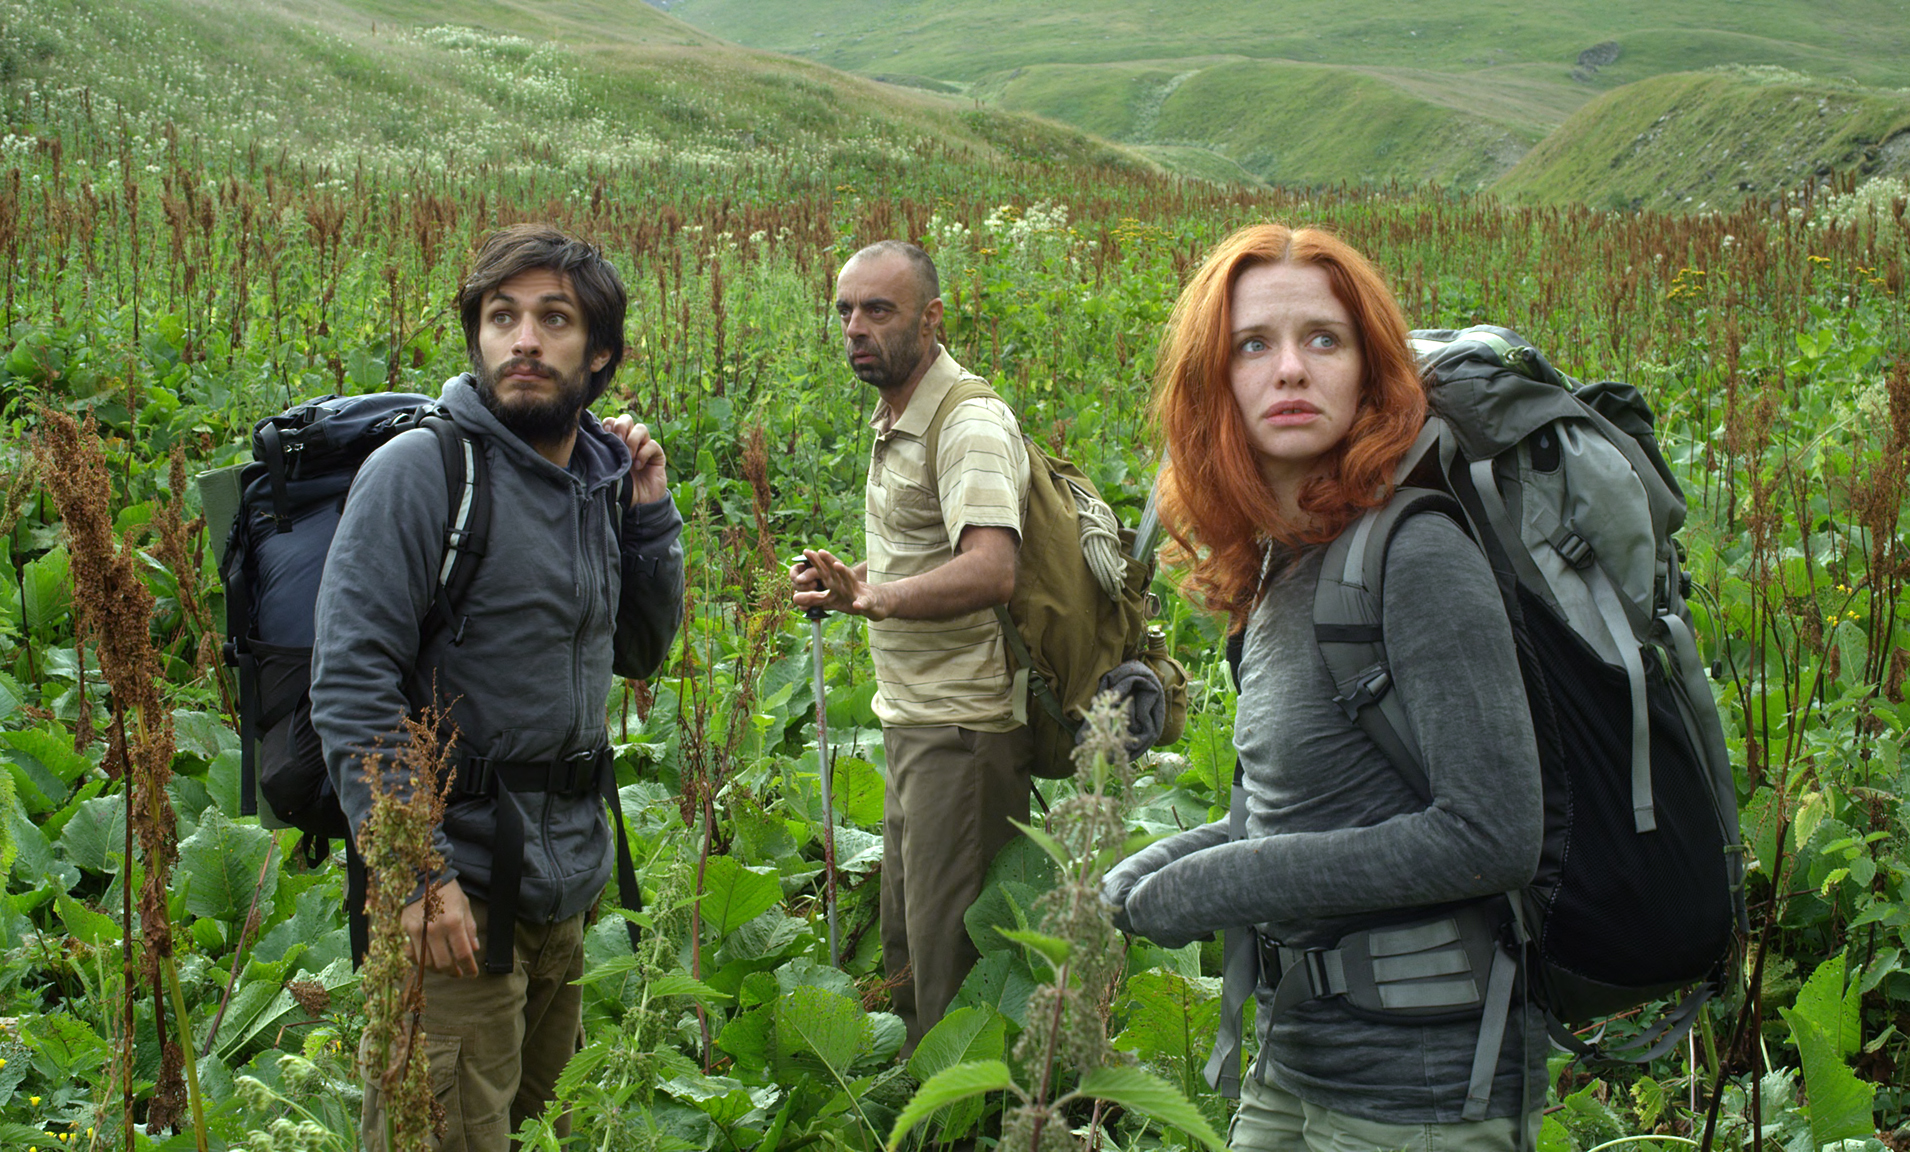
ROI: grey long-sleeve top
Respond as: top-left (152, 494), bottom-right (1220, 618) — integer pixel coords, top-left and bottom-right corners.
top-left (1105, 513), bottom-right (1544, 1123)
top-left (310, 375), bottom-right (684, 925)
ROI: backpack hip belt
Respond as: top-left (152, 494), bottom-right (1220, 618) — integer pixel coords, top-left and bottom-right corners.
top-left (1252, 900), bottom-right (1525, 1122)
top-left (445, 745), bottom-right (642, 975)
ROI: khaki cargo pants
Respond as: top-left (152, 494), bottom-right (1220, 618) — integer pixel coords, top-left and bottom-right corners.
top-left (361, 897), bottom-right (586, 1151)
top-left (882, 723), bottom-right (1034, 1054)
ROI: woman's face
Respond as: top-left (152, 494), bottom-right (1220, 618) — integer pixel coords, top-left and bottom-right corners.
top-left (1227, 261), bottom-right (1365, 500)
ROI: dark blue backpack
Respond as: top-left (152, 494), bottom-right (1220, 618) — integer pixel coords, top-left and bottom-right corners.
top-left (218, 394), bottom-right (491, 862)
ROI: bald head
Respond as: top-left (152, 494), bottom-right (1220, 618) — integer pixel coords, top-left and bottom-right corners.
top-left (843, 241), bottom-right (940, 310)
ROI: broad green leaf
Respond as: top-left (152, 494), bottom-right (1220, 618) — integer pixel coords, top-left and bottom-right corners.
top-left (0, 671), bottom-right (22, 724)
top-left (867, 1011), bottom-right (906, 1067)
top-left (554, 1041), bottom-right (614, 1098)
top-left (828, 755), bottom-right (884, 826)
top-left (660, 1073), bottom-right (779, 1127)
top-left (1072, 1064), bottom-right (1227, 1152)
top-left (1008, 816), bottom-right (1073, 871)
top-left (965, 879), bottom-right (1038, 956)
top-left (0, 561), bottom-right (19, 634)
top-left (948, 950), bottom-right (1036, 1028)
top-left (1790, 951), bottom-right (1862, 1057)
top-left (3, 724), bottom-right (95, 786)
top-left (715, 907), bottom-right (806, 966)
top-left (717, 1005), bottom-right (773, 1070)
top-left (220, 956), bottom-right (360, 1062)
top-left (648, 972), bottom-right (732, 1005)
top-left (835, 824), bottom-right (885, 874)
top-left (178, 808), bottom-right (277, 921)
top-left (995, 926), bottom-right (1072, 970)
top-left (172, 708), bottom-right (235, 761)
top-left (1113, 968), bottom-right (1221, 1075)
top-left (888, 1060), bottom-right (1018, 1150)
top-left (7, 802), bottom-right (76, 894)
top-left (573, 954), bottom-right (642, 987)
top-left (983, 832), bottom-right (1059, 889)
top-left (699, 854), bottom-right (782, 938)
top-left (55, 793), bottom-right (126, 873)
top-left (22, 545), bottom-right (71, 636)
top-left (909, 1006), bottom-right (1008, 1082)
top-left (56, 893), bottom-right (119, 945)
top-left (774, 983), bottom-right (871, 1074)
top-left (1779, 1005), bottom-right (1875, 1148)
top-left (775, 955), bottom-right (858, 1000)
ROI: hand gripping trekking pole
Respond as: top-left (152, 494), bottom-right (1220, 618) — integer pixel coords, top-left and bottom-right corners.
top-left (797, 558), bottom-right (841, 966)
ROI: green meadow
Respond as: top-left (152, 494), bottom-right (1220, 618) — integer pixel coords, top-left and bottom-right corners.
top-left (1, 0), bottom-right (1908, 1148)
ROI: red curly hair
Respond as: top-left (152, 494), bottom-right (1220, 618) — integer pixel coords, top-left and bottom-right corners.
top-left (1151, 223), bottom-right (1427, 626)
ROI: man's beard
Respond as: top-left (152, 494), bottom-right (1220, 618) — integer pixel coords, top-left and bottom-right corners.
top-left (847, 326), bottom-right (930, 392)
top-left (475, 357), bottom-right (593, 446)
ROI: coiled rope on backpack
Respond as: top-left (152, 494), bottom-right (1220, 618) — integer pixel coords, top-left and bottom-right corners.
top-left (1070, 478), bottom-right (1128, 603)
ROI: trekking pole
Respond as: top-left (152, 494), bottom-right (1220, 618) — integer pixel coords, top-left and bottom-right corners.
top-left (796, 558), bottom-right (841, 966)
top-left (1134, 451), bottom-right (1166, 562)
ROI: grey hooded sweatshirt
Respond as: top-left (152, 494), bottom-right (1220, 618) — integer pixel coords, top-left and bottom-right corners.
top-left (1104, 514), bottom-right (1545, 1123)
top-left (310, 374), bottom-right (684, 925)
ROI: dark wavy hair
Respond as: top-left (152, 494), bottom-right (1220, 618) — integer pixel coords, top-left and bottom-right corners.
top-left (456, 223), bottom-right (628, 401)
top-left (1150, 223), bottom-right (1427, 625)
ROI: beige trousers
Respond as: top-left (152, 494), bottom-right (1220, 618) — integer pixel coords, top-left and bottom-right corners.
top-left (881, 723), bottom-right (1034, 1054)
top-left (1228, 1073), bottom-right (1542, 1152)
top-left (360, 897), bottom-right (586, 1151)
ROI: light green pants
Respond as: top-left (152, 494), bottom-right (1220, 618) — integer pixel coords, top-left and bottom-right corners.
top-left (1227, 1074), bottom-right (1540, 1152)
top-left (360, 897), bottom-right (586, 1152)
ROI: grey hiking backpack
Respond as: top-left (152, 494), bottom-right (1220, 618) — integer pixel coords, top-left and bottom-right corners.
top-left (1206, 326), bottom-right (1747, 1118)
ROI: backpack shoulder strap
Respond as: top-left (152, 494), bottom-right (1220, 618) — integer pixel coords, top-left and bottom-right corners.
top-left (922, 376), bottom-right (1004, 481)
top-left (1312, 485), bottom-right (1468, 805)
top-left (422, 415), bottom-right (491, 646)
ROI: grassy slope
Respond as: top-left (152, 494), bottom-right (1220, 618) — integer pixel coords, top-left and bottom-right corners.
top-left (2, 0), bottom-right (1151, 175)
top-left (1495, 70), bottom-right (1910, 210)
top-left (666, 0), bottom-right (1910, 197)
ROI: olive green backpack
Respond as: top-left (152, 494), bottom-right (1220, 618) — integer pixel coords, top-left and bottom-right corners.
top-left (924, 378), bottom-right (1187, 778)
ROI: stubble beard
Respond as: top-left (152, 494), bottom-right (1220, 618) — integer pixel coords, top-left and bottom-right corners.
top-left (475, 356), bottom-right (593, 447)
top-left (847, 326), bottom-right (931, 394)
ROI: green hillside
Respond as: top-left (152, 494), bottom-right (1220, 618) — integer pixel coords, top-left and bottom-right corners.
top-left (0, 0), bottom-right (1150, 176)
top-left (1495, 68), bottom-right (1910, 211)
top-left (666, 0), bottom-right (1910, 196)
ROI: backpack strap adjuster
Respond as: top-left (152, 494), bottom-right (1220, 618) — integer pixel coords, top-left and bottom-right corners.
top-left (1331, 664), bottom-right (1392, 722)
top-left (1547, 526), bottom-right (1596, 570)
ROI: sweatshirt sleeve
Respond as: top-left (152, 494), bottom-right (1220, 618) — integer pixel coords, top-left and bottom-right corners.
top-left (612, 492), bottom-right (685, 680)
top-left (1120, 514), bottom-right (1543, 949)
top-left (309, 430), bottom-right (456, 867)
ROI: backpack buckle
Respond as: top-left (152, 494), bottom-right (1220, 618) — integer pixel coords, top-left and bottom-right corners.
top-left (459, 756), bottom-right (496, 796)
top-left (1332, 665), bottom-right (1392, 721)
top-left (554, 749), bottom-right (603, 794)
top-left (1549, 529), bottom-right (1595, 570)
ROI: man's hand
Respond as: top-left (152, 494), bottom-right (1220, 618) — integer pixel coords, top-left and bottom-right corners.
top-left (791, 528), bottom-right (1015, 622)
top-left (792, 548), bottom-right (884, 619)
top-left (604, 415), bottom-right (668, 506)
top-left (404, 877), bottom-right (481, 977)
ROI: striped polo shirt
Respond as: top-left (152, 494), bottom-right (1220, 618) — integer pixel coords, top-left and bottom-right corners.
top-left (865, 347), bottom-right (1031, 730)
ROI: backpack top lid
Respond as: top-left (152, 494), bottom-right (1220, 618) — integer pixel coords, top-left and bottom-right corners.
top-left (252, 391), bottom-right (440, 483)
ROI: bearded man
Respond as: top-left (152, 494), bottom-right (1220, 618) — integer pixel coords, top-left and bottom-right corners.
top-left (791, 240), bottom-right (1033, 1052)
top-left (311, 223), bottom-right (683, 1149)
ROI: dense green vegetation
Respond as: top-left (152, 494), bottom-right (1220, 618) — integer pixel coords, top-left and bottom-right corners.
top-left (2, 1), bottom-right (1910, 1148)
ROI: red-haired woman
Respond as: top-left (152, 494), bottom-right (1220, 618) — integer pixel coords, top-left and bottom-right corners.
top-left (1103, 224), bottom-right (1544, 1150)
